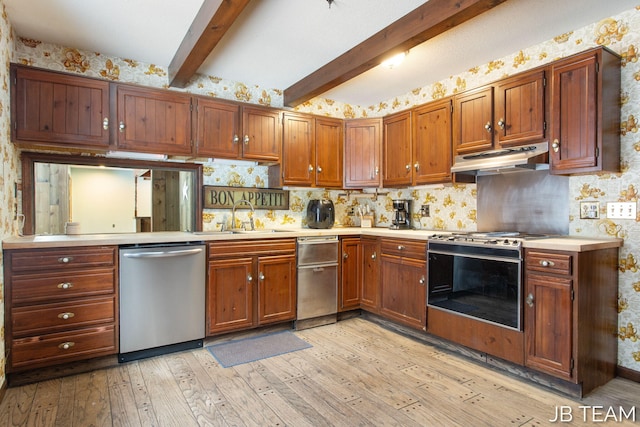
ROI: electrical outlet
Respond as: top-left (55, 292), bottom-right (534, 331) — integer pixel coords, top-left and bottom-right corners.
top-left (607, 202), bottom-right (637, 219)
top-left (420, 205), bottom-right (430, 217)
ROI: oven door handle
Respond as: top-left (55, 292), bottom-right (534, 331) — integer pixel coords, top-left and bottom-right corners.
top-left (427, 250), bottom-right (522, 263)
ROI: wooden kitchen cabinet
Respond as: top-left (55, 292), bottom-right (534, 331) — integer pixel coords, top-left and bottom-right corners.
top-left (241, 106), bottom-right (282, 162)
top-left (3, 246), bottom-right (118, 373)
top-left (412, 98), bottom-right (453, 185)
top-left (314, 117), bottom-right (344, 187)
top-left (340, 237), bottom-right (362, 311)
top-left (524, 247), bottom-right (619, 396)
top-left (11, 64), bottom-right (110, 150)
top-left (207, 239), bottom-right (296, 335)
top-left (453, 68), bottom-right (546, 155)
top-left (344, 118), bottom-right (382, 188)
top-left (549, 47), bottom-right (621, 174)
top-left (383, 111), bottom-right (412, 187)
top-left (379, 238), bottom-right (426, 330)
top-left (113, 84), bottom-right (193, 156)
top-left (361, 236), bottom-right (380, 312)
top-left (194, 97), bottom-right (241, 158)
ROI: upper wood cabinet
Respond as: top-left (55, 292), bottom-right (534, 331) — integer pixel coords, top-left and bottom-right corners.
top-left (549, 47), bottom-right (621, 175)
top-left (315, 117), bottom-right (344, 188)
top-left (194, 98), bottom-right (241, 158)
top-left (412, 98), bottom-right (453, 185)
top-left (11, 65), bottom-right (110, 149)
top-left (383, 111), bottom-right (412, 187)
top-left (453, 68), bottom-right (547, 155)
top-left (344, 118), bottom-right (382, 188)
top-left (241, 106), bottom-right (282, 162)
top-left (113, 84), bottom-right (193, 156)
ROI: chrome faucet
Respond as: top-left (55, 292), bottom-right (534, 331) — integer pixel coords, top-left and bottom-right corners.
top-left (231, 199), bottom-right (255, 231)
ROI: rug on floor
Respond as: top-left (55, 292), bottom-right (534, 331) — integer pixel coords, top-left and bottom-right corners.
top-left (206, 330), bottom-right (312, 368)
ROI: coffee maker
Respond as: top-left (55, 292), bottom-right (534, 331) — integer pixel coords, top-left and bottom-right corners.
top-left (390, 199), bottom-right (412, 229)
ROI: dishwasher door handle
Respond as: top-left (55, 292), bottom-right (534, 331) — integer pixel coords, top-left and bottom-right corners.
top-left (122, 247), bottom-right (204, 259)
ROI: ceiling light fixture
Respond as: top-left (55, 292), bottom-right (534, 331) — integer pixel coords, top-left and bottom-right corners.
top-left (381, 51), bottom-right (409, 69)
top-left (326, 0), bottom-right (334, 8)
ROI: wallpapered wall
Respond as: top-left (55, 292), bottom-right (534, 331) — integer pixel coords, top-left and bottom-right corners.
top-left (5, 5), bottom-right (640, 375)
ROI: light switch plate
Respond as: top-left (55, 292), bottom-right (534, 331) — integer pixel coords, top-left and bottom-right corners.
top-left (580, 201), bottom-right (600, 219)
top-left (607, 202), bottom-right (637, 219)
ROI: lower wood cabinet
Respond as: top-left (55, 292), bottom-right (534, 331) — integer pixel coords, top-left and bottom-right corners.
top-left (524, 247), bottom-right (619, 396)
top-left (379, 238), bottom-right (426, 330)
top-left (207, 239), bottom-right (296, 335)
top-left (339, 237), bottom-right (362, 311)
top-left (361, 237), bottom-right (380, 312)
top-left (3, 246), bottom-right (118, 372)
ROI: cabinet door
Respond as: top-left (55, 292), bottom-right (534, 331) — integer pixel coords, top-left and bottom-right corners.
top-left (282, 112), bottom-right (315, 186)
top-left (495, 70), bottom-right (546, 148)
top-left (315, 117), bottom-right (344, 188)
top-left (380, 255), bottom-right (426, 330)
top-left (115, 85), bottom-right (193, 156)
top-left (12, 66), bottom-right (110, 148)
top-left (453, 86), bottom-right (494, 155)
top-left (361, 237), bottom-right (380, 312)
top-left (525, 273), bottom-right (573, 380)
top-left (344, 118), bottom-right (382, 188)
top-left (257, 254), bottom-right (297, 325)
top-left (549, 51), bottom-right (600, 173)
top-left (383, 111), bottom-right (412, 187)
top-left (207, 257), bottom-right (254, 334)
top-left (241, 106), bottom-right (282, 162)
top-left (195, 98), bottom-right (241, 158)
top-left (412, 98), bottom-right (452, 185)
top-left (340, 238), bottom-right (361, 311)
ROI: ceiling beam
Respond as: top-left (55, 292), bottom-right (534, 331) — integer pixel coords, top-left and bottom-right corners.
top-left (168, 0), bottom-right (251, 88)
top-left (283, 0), bottom-right (508, 107)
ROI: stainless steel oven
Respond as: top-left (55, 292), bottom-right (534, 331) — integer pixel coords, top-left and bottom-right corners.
top-left (427, 233), bottom-right (524, 330)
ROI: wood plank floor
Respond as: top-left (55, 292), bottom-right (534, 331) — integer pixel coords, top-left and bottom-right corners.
top-left (0, 317), bottom-right (638, 426)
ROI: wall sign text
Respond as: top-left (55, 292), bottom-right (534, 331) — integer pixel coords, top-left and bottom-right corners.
top-left (203, 186), bottom-right (289, 210)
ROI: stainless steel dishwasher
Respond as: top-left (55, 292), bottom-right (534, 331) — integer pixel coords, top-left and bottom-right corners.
top-left (119, 243), bottom-right (205, 362)
top-left (296, 236), bottom-right (339, 329)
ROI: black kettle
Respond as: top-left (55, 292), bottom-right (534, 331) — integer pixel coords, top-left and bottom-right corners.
top-left (306, 199), bottom-right (335, 229)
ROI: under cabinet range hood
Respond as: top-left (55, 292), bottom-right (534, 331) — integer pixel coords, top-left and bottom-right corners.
top-left (451, 142), bottom-right (549, 175)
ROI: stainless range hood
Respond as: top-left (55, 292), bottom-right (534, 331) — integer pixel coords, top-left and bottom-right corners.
top-left (450, 142), bottom-right (549, 175)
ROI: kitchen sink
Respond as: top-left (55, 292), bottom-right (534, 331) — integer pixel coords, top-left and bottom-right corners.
top-left (231, 229), bottom-right (290, 234)
top-left (190, 230), bottom-right (233, 235)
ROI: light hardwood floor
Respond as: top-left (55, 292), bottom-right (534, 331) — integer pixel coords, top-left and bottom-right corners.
top-left (0, 317), bottom-right (638, 426)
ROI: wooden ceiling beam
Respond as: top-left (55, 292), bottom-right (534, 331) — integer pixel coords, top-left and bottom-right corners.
top-left (168, 0), bottom-right (251, 88)
top-left (283, 0), bottom-right (508, 107)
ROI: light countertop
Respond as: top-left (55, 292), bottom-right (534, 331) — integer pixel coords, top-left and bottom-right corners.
top-left (2, 227), bottom-right (623, 252)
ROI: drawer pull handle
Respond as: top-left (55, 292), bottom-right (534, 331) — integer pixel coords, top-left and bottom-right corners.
top-left (58, 256), bottom-right (74, 263)
top-left (57, 282), bottom-right (73, 289)
top-left (397, 245), bottom-right (405, 250)
top-left (58, 312), bottom-right (75, 320)
top-left (540, 260), bottom-right (555, 267)
top-left (59, 341), bottom-right (75, 350)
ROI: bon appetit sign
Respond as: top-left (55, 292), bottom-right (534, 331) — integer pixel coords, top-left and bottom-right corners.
top-left (203, 186), bottom-right (289, 210)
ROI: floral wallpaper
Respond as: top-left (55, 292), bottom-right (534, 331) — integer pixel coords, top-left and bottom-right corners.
top-left (7, 5), bottom-right (640, 375)
top-left (0, 3), bottom-right (19, 387)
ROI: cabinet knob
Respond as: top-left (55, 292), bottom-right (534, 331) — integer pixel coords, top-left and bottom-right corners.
top-left (57, 282), bottom-right (73, 289)
top-left (552, 139), bottom-right (560, 153)
top-left (58, 256), bottom-right (73, 263)
top-left (233, 134), bottom-right (239, 144)
top-left (525, 293), bottom-right (535, 307)
top-left (58, 341), bottom-right (75, 350)
top-left (397, 245), bottom-right (405, 250)
top-left (317, 166), bottom-right (322, 173)
top-left (119, 121), bottom-right (126, 132)
top-left (375, 166), bottom-right (379, 175)
top-left (247, 274), bottom-right (253, 282)
top-left (243, 135), bottom-right (250, 145)
top-left (405, 164), bottom-right (411, 171)
top-left (309, 164), bottom-right (314, 172)
top-left (540, 260), bottom-right (555, 267)
top-left (259, 272), bottom-right (265, 281)
top-left (484, 122), bottom-right (492, 133)
top-left (103, 118), bottom-right (109, 130)
top-left (58, 312), bottom-right (75, 320)
top-left (414, 163), bottom-right (420, 171)
top-left (419, 276), bottom-right (425, 285)
top-left (371, 252), bottom-right (377, 260)
top-left (497, 118), bottom-right (505, 129)
top-left (343, 253), bottom-right (349, 260)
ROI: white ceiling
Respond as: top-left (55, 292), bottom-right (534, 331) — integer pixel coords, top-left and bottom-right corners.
top-left (4, 0), bottom-right (637, 107)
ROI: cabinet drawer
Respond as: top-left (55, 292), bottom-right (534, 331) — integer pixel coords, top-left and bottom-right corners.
top-left (525, 251), bottom-right (572, 275)
top-left (10, 325), bottom-right (117, 371)
top-left (11, 268), bottom-right (116, 304)
top-left (10, 246), bottom-right (116, 272)
top-left (381, 239), bottom-right (427, 259)
top-left (209, 239), bottom-right (296, 258)
top-left (12, 297), bottom-right (115, 336)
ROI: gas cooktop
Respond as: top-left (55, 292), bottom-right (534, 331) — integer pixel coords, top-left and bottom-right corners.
top-left (428, 231), bottom-right (553, 248)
